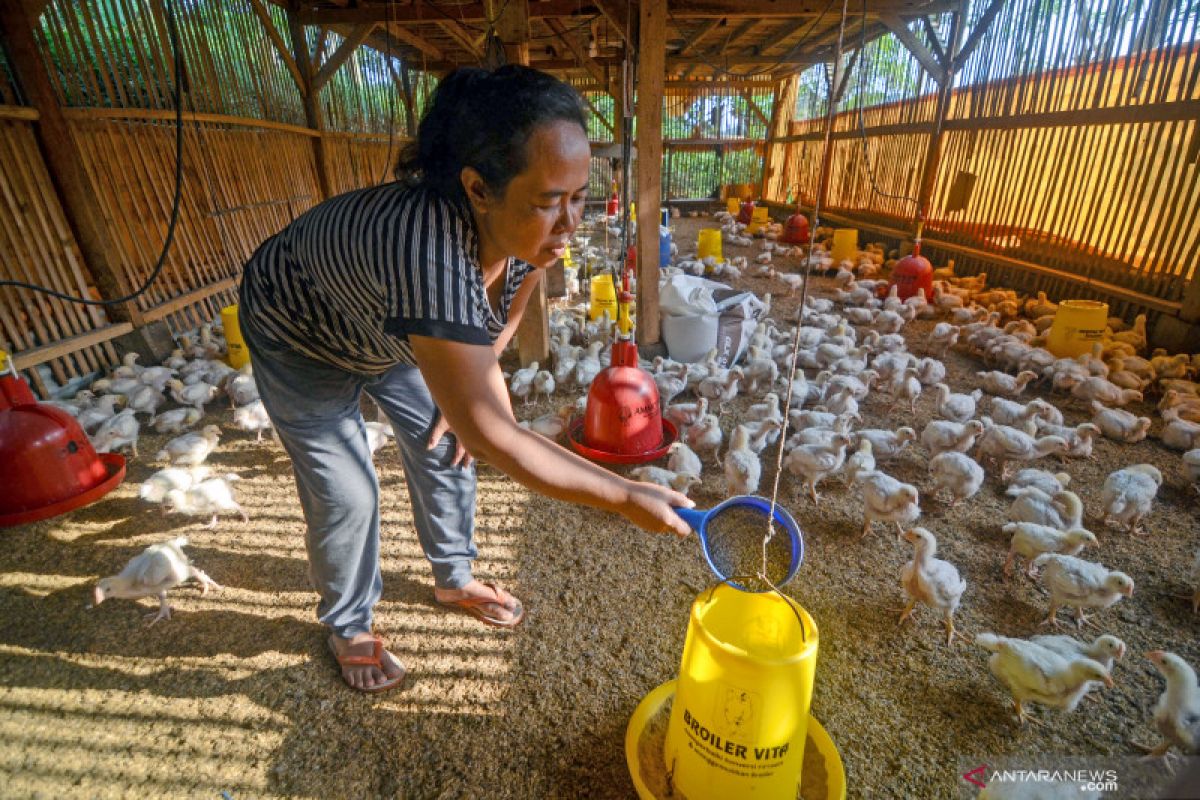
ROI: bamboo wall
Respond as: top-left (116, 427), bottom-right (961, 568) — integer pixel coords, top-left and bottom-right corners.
top-left (769, 0), bottom-right (1199, 322)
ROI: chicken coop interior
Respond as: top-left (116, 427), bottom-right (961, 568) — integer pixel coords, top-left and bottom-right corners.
top-left (2, 0), bottom-right (1200, 797)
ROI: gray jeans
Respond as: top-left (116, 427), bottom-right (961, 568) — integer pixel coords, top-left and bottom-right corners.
top-left (242, 322), bottom-right (477, 639)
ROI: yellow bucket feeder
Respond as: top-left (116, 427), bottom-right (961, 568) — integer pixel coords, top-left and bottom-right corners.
top-left (221, 304), bottom-right (249, 369)
top-left (589, 273), bottom-right (617, 322)
top-left (830, 228), bottom-right (858, 263)
top-left (697, 229), bottom-right (723, 266)
top-left (747, 206), bottom-right (771, 235)
top-left (1047, 299), bottom-right (1109, 358)
top-left (726, 196), bottom-right (741, 214)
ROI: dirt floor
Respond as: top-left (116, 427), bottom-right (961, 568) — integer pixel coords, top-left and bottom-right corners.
top-left (1, 213), bottom-right (1198, 799)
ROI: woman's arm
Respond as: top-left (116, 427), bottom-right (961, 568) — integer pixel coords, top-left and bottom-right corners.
top-left (409, 333), bottom-right (693, 536)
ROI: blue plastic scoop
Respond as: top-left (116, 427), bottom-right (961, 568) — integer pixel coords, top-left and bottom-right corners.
top-left (674, 495), bottom-right (804, 592)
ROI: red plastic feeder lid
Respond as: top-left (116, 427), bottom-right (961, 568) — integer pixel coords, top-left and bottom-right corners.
top-left (0, 452), bottom-right (126, 528)
top-left (567, 418), bottom-right (678, 465)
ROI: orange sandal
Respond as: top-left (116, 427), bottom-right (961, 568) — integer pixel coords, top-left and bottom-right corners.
top-left (327, 635), bottom-right (406, 694)
top-left (437, 581), bottom-right (525, 629)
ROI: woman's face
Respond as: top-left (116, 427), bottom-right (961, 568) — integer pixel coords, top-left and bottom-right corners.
top-left (465, 119), bottom-right (591, 269)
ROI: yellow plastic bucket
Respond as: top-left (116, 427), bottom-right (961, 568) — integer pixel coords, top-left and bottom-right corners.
top-left (221, 304), bottom-right (249, 369)
top-left (562, 244), bottom-right (573, 267)
top-left (1047, 299), bottom-right (1109, 358)
top-left (664, 585), bottom-right (819, 800)
top-left (830, 228), bottom-right (858, 263)
top-left (589, 274), bottom-right (617, 322)
top-left (726, 197), bottom-right (741, 214)
top-left (748, 206), bottom-right (771, 235)
top-left (697, 229), bottom-right (723, 266)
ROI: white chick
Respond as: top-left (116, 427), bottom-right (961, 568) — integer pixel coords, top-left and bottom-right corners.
top-left (1006, 468), bottom-right (1071, 497)
top-left (899, 527), bottom-right (967, 646)
top-left (842, 439), bottom-right (875, 486)
top-left (139, 465), bottom-right (212, 503)
top-left (519, 405), bottom-right (573, 439)
top-left (1069, 375), bottom-right (1142, 407)
top-left (686, 414), bottom-right (724, 467)
top-left (914, 357), bottom-right (946, 387)
top-left (977, 424), bottom-right (1068, 481)
top-left (920, 419), bottom-right (985, 458)
top-left (92, 535), bottom-right (221, 625)
top-left (928, 451), bottom-right (984, 507)
top-left (1008, 486), bottom-right (1084, 530)
top-left (125, 384), bottom-right (166, 417)
top-left (1090, 401), bottom-right (1151, 443)
top-left (785, 434), bottom-right (851, 501)
top-left (893, 366), bottom-right (923, 413)
top-left (976, 370), bottom-right (1038, 397)
top-left (653, 369), bottom-right (688, 406)
top-left (629, 465), bottom-right (702, 496)
top-left (531, 370), bottom-right (556, 404)
top-left (856, 470), bottom-right (920, 540)
top-left (1002, 523), bottom-right (1098, 579)
top-left (855, 427), bottom-right (916, 462)
top-left (934, 384), bottom-right (981, 424)
top-left (1034, 553), bottom-right (1134, 629)
top-left (167, 378), bottom-right (219, 411)
top-left (163, 474), bottom-right (248, 529)
top-left (989, 396), bottom-right (1054, 428)
top-left (509, 361), bottom-right (539, 405)
top-left (974, 632), bottom-right (1113, 725)
top-left (92, 409), bottom-right (140, 457)
top-left (157, 424), bottom-right (221, 466)
top-left (151, 407), bottom-right (202, 435)
top-left (224, 364), bottom-right (258, 407)
top-left (1030, 633), bottom-right (1125, 680)
top-left (1099, 463), bottom-right (1162, 535)
top-left (363, 421), bottom-right (393, 454)
top-left (1138, 651), bottom-right (1200, 760)
top-left (1036, 421), bottom-right (1102, 459)
top-left (667, 441), bottom-right (703, 478)
top-left (723, 425), bottom-right (761, 496)
top-left (664, 397), bottom-right (709, 431)
top-left (927, 322), bottom-right (959, 359)
top-left (78, 394), bottom-right (126, 434)
top-left (744, 392), bottom-right (781, 424)
top-left (697, 368), bottom-right (743, 412)
top-left (232, 400), bottom-right (273, 442)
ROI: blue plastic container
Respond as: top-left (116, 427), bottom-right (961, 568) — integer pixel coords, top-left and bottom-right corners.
top-left (659, 226), bottom-right (672, 268)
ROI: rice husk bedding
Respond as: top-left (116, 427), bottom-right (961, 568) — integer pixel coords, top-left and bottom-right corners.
top-left (0, 214), bottom-right (1197, 798)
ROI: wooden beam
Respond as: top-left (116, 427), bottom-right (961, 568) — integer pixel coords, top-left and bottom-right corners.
top-left (677, 18), bottom-right (723, 56)
top-left (383, 22), bottom-right (445, 62)
top-left (142, 277), bottom-right (239, 323)
top-left (592, 0), bottom-right (632, 45)
top-left (0, 0), bottom-right (144, 325)
top-left (579, 91), bottom-right (615, 136)
top-left (312, 23), bottom-right (376, 93)
top-left (832, 47), bottom-right (859, 104)
top-left (636, 0), bottom-right (666, 346)
top-left (762, 74), bottom-right (800, 200)
top-left (919, 15), bottom-right (946, 67)
top-left (10, 323), bottom-right (134, 372)
top-left (287, 8), bottom-right (333, 200)
top-left (489, 0), bottom-right (530, 65)
top-left (748, 20), bottom-right (805, 55)
top-left (546, 17), bottom-right (606, 86)
top-left (738, 88), bottom-right (770, 128)
top-left (709, 19), bottom-right (758, 57)
top-left (248, 0), bottom-right (305, 92)
top-left (439, 20), bottom-right (484, 61)
top-left (955, 0), bottom-right (1006, 67)
top-left (914, 2), bottom-right (965, 225)
top-left (880, 13), bottom-right (946, 83)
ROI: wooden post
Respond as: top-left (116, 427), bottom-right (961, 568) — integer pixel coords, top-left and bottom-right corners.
top-left (287, 9), bottom-right (333, 200)
top-left (0, 0), bottom-right (144, 324)
top-left (635, 0), bottom-right (665, 347)
top-left (761, 74), bottom-right (800, 202)
top-left (914, 5), bottom-right (965, 228)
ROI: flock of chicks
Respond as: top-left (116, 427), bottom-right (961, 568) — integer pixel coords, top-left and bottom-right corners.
top-left (517, 207), bottom-right (1200, 762)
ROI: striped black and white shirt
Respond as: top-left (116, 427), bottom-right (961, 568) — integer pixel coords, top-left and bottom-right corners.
top-left (239, 183), bottom-right (534, 374)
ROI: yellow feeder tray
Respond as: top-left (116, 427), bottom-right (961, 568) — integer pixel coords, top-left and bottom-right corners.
top-left (748, 205), bottom-right (771, 235)
top-left (625, 680), bottom-right (846, 800)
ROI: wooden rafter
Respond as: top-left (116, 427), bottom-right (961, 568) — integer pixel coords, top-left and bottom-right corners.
top-left (591, 0), bottom-right (632, 45)
top-left (247, 0), bottom-right (305, 92)
top-left (749, 20), bottom-right (805, 55)
top-left (579, 90), bottom-right (616, 135)
top-left (382, 22), bottom-right (445, 62)
top-left (880, 13), bottom-right (946, 82)
top-left (956, 0), bottom-right (1006, 67)
top-left (712, 19), bottom-right (759, 56)
top-left (919, 15), bottom-right (947, 67)
top-left (438, 19), bottom-right (483, 61)
top-left (677, 18), bottom-right (723, 56)
top-left (312, 23), bottom-right (376, 93)
top-left (546, 17), bottom-right (606, 87)
top-left (737, 88), bottom-right (770, 127)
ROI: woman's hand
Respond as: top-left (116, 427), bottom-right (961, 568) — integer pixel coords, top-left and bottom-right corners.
top-left (620, 481), bottom-right (695, 537)
top-left (427, 412), bottom-right (473, 468)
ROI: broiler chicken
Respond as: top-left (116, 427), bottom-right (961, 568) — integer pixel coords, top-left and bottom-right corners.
top-left (1069, 376), bottom-right (1142, 407)
top-left (163, 474), bottom-right (248, 529)
top-left (920, 419), bottom-right (985, 458)
top-left (785, 434), bottom-right (851, 501)
top-left (139, 465), bottom-right (211, 503)
top-left (928, 451), bottom-right (984, 506)
top-left (1008, 486), bottom-right (1084, 530)
top-left (664, 397), bottom-right (709, 432)
top-left (91, 409), bottom-right (140, 457)
top-left (151, 407), bottom-right (202, 435)
top-left (856, 427), bottom-right (916, 461)
top-left (1030, 633), bottom-right (1125, 679)
top-left (899, 527), bottom-right (967, 646)
top-left (232, 400), bottom-right (273, 442)
top-left (1100, 463), bottom-right (1162, 535)
top-left (977, 370), bottom-right (1038, 397)
top-left (224, 364), bottom-right (258, 407)
top-left (1138, 651), bottom-right (1200, 760)
top-left (975, 632), bottom-right (1113, 725)
top-left (1006, 468), bottom-right (1071, 498)
top-left (1036, 422), bottom-right (1101, 459)
top-left (1090, 401), bottom-right (1151, 443)
top-left (1034, 553), bottom-right (1134, 629)
top-left (1002, 522), bottom-right (1097, 579)
top-left (167, 378), bottom-right (219, 411)
top-left (686, 414), bottom-right (724, 467)
top-left (157, 424), bottom-right (222, 466)
top-left (629, 466), bottom-right (702, 496)
top-left (92, 535), bottom-right (221, 626)
top-left (856, 470), bottom-right (920, 540)
top-left (667, 441), bottom-right (703, 478)
top-left (842, 439), bottom-right (875, 486)
top-left (934, 384), bottom-right (981, 424)
top-left (927, 322), bottom-right (959, 359)
top-left (723, 425), bottom-right (762, 495)
top-left (509, 361), bottom-right (539, 405)
top-left (977, 423), bottom-right (1068, 480)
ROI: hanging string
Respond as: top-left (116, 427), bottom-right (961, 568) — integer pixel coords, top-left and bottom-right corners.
top-left (760, 0), bottom-right (852, 585)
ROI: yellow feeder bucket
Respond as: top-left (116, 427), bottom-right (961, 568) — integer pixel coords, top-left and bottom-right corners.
top-left (697, 229), bottom-right (723, 266)
top-left (664, 585), bottom-right (819, 800)
top-left (221, 304), bottom-right (249, 369)
top-left (589, 273), bottom-right (617, 322)
top-left (726, 197), bottom-right (741, 214)
top-left (1047, 299), bottom-right (1109, 358)
top-left (830, 228), bottom-right (858, 263)
top-left (747, 206), bottom-right (771, 235)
